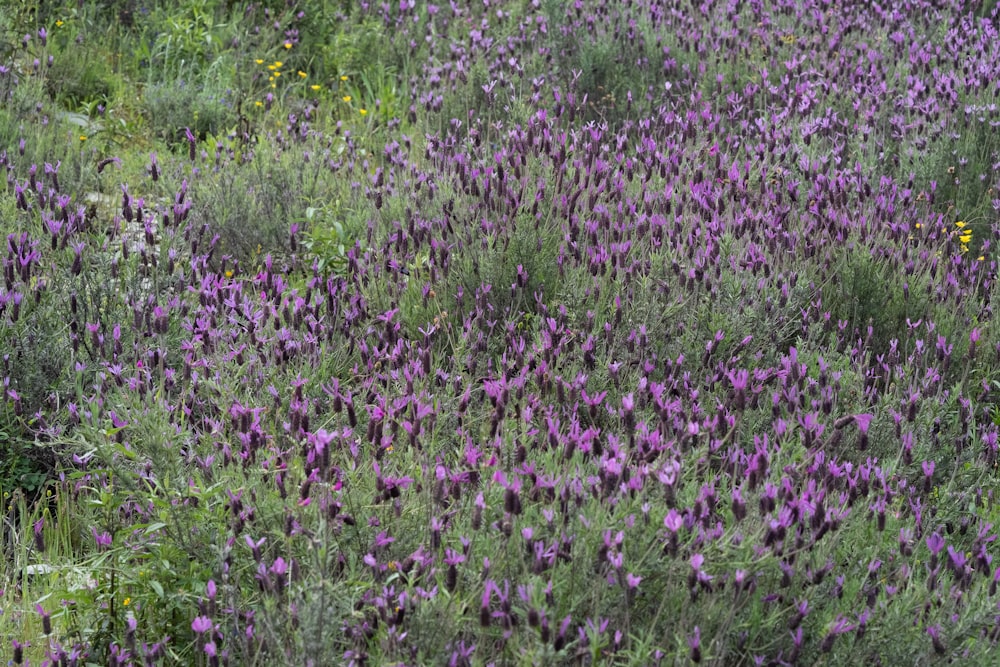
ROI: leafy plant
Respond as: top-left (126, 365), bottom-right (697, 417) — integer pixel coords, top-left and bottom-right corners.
top-left (298, 205), bottom-right (354, 278)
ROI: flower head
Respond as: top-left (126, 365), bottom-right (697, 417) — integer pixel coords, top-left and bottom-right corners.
top-left (192, 615), bottom-right (213, 633)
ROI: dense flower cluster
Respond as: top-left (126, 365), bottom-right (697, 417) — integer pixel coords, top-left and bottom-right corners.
top-left (4, 0), bottom-right (1000, 665)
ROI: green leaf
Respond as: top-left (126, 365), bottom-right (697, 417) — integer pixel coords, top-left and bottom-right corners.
top-left (144, 522), bottom-right (168, 535)
top-left (149, 580), bottom-right (165, 598)
top-left (57, 111), bottom-right (96, 129)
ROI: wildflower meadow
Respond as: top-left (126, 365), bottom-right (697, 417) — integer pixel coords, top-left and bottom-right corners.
top-left (5, 0), bottom-right (1000, 665)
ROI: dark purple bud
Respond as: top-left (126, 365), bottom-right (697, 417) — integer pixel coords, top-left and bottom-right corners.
top-left (186, 127), bottom-right (197, 161)
top-left (688, 626), bottom-right (701, 663)
top-left (927, 625), bottom-right (946, 655)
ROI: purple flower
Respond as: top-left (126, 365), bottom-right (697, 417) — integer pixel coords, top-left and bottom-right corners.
top-left (855, 414), bottom-right (874, 432)
top-left (33, 518), bottom-right (44, 553)
top-left (688, 626), bottom-right (701, 663)
top-left (926, 531), bottom-right (946, 556)
top-left (35, 604), bottom-right (51, 635)
top-left (91, 527), bottom-right (112, 550)
top-left (927, 624), bottom-right (946, 655)
top-left (820, 615), bottom-right (855, 652)
top-left (192, 615), bottom-right (213, 634)
top-left (185, 127), bottom-right (197, 161)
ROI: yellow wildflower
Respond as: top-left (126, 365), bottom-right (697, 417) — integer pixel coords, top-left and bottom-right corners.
top-left (284, 42), bottom-right (293, 49)
top-left (310, 84), bottom-right (321, 91)
top-left (123, 597), bottom-right (131, 606)
top-left (79, 135), bottom-right (87, 142)
top-left (56, 20), bottom-right (64, 27)
top-left (298, 71), bottom-right (307, 78)
top-left (360, 108), bottom-right (368, 116)
top-left (255, 100), bottom-right (263, 107)
top-left (342, 95), bottom-right (352, 102)
top-left (273, 61), bottom-right (283, 68)
top-left (225, 270), bottom-right (234, 278)
top-left (255, 59), bottom-right (264, 65)
top-left (959, 234), bottom-right (972, 244)
top-left (340, 75), bottom-right (348, 81)
top-left (955, 220), bottom-right (967, 228)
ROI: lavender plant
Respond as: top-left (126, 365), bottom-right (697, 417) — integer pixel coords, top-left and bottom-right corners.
top-left (7, 1), bottom-right (1000, 666)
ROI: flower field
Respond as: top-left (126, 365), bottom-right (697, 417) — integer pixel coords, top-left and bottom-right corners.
top-left (5, 0), bottom-right (1000, 664)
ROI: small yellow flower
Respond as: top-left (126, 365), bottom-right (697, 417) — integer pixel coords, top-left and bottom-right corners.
top-left (298, 71), bottom-right (307, 78)
top-left (959, 234), bottom-right (972, 244)
top-left (79, 135), bottom-right (87, 142)
top-left (914, 223), bottom-right (922, 229)
top-left (55, 20), bottom-right (64, 27)
top-left (310, 84), bottom-right (321, 91)
top-left (267, 64), bottom-right (276, 71)
top-left (273, 61), bottom-right (283, 68)
top-left (273, 71), bottom-right (280, 78)
top-left (955, 220), bottom-right (967, 228)
top-left (360, 108), bottom-right (368, 116)
top-left (340, 75), bottom-right (349, 81)
top-left (255, 59), bottom-right (264, 65)
top-left (342, 95), bottom-right (352, 102)
top-left (123, 597), bottom-right (131, 606)
top-left (255, 100), bottom-right (263, 107)
top-left (284, 42), bottom-right (293, 49)
top-left (225, 269), bottom-right (234, 278)
top-left (978, 256), bottom-right (986, 261)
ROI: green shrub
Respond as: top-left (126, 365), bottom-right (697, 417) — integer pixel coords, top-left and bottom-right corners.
top-left (46, 46), bottom-right (119, 110)
top-left (143, 75), bottom-right (240, 144)
top-left (821, 245), bottom-right (930, 357)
